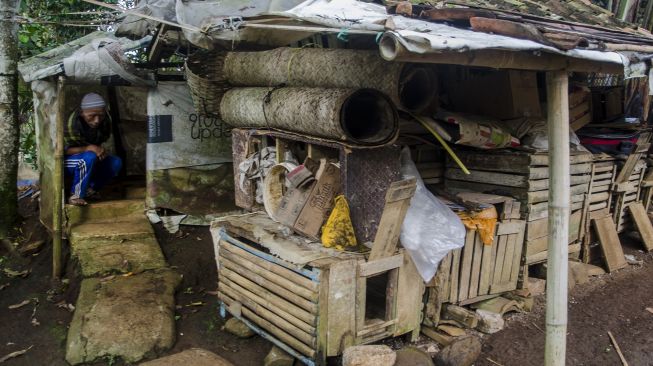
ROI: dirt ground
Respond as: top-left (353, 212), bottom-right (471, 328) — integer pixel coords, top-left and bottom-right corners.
top-left (1, 197), bottom-right (653, 365)
top-left (0, 198), bottom-right (269, 366)
top-left (477, 239), bottom-right (653, 366)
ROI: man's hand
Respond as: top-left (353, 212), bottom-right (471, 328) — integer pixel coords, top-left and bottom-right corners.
top-left (86, 144), bottom-right (107, 160)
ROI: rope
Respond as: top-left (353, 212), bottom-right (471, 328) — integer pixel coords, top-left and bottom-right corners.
top-left (262, 84), bottom-right (286, 130)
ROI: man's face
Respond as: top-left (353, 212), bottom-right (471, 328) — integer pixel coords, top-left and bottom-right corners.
top-left (80, 108), bottom-right (105, 129)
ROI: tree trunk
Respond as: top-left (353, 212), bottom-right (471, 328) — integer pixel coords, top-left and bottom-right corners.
top-left (0, 0), bottom-right (20, 240)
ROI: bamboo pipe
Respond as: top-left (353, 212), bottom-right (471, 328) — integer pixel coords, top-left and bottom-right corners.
top-left (53, 77), bottom-right (66, 279)
top-left (219, 256), bottom-right (318, 312)
top-left (221, 241), bottom-right (318, 292)
top-left (220, 248), bottom-right (318, 301)
top-left (220, 271), bottom-right (316, 325)
top-left (378, 34), bottom-right (623, 74)
top-left (218, 281), bottom-right (316, 335)
top-left (219, 292), bottom-right (317, 358)
top-left (218, 286), bottom-right (316, 346)
top-left (545, 71), bottom-right (570, 366)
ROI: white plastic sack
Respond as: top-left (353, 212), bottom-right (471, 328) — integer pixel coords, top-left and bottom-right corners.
top-left (400, 147), bottom-right (466, 282)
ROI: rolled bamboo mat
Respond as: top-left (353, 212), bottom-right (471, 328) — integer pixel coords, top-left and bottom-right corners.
top-left (220, 87), bottom-right (399, 145)
top-left (223, 47), bottom-right (436, 113)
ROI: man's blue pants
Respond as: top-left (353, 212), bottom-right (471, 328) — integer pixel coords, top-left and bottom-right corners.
top-left (64, 151), bottom-right (122, 198)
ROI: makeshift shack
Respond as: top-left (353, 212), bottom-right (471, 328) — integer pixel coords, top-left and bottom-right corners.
top-left (18, 0), bottom-right (653, 365)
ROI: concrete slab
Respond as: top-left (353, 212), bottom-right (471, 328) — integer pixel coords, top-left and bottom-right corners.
top-left (139, 348), bottom-right (234, 366)
top-left (69, 220), bottom-right (155, 244)
top-left (73, 237), bottom-right (167, 277)
top-left (66, 269), bottom-right (182, 365)
top-left (65, 199), bottom-right (145, 227)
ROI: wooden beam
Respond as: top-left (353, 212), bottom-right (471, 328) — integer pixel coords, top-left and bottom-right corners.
top-left (147, 24), bottom-right (168, 64)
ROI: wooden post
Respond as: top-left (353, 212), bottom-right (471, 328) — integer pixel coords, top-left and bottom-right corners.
top-left (52, 77), bottom-right (66, 279)
top-left (545, 71), bottom-right (569, 366)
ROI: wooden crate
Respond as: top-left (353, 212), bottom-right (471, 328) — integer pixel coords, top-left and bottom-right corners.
top-left (444, 149), bottom-right (593, 268)
top-left (424, 218), bottom-right (525, 327)
top-left (211, 179), bottom-right (423, 365)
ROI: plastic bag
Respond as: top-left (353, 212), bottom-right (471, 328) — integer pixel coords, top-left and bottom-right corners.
top-left (400, 147), bottom-right (466, 282)
top-left (321, 195), bottom-right (358, 251)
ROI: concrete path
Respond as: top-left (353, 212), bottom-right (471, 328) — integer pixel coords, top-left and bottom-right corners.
top-left (64, 199), bottom-right (180, 365)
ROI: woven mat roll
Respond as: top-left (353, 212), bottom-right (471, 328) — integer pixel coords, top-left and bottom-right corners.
top-left (223, 47), bottom-right (436, 113)
top-left (220, 87), bottom-right (398, 145)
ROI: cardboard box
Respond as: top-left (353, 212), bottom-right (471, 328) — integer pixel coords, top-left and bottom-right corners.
top-left (294, 162), bottom-right (341, 239)
top-left (447, 70), bottom-right (542, 119)
top-left (275, 161), bottom-right (341, 239)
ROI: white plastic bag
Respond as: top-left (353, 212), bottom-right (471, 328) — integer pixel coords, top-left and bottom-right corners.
top-left (400, 147), bottom-right (466, 282)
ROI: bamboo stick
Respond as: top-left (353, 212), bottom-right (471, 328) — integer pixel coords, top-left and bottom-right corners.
top-left (221, 241), bottom-right (318, 292)
top-left (52, 77), bottom-right (66, 279)
top-left (220, 292), bottom-right (316, 358)
top-left (218, 288), bottom-right (316, 346)
top-left (220, 272), bottom-right (316, 325)
top-left (219, 256), bottom-right (318, 312)
top-left (218, 281), bottom-right (316, 334)
top-left (608, 331), bottom-right (629, 366)
top-left (220, 248), bottom-right (317, 301)
top-left (545, 71), bottom-right (570, 366)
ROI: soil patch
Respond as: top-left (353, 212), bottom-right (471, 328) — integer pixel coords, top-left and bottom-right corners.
top-left (478, 238), bottom-right (653, 366)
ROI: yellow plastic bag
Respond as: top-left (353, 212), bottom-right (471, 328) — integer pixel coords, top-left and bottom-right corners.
top-left (456, 205), bottom-right (498, 245)
top-left (321, 195), bottom-right (357, 251)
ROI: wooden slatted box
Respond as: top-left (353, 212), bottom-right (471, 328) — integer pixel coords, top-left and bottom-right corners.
top-left (210, 177), bottom-right (424, 366)
top-left (444, 149), bottom-right (592, 265)
top-left (212, 220), bottom-right (423, 366)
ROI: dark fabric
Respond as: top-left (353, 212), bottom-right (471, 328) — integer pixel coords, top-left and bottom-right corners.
top-left (64, 109), bottom-right (112, 150)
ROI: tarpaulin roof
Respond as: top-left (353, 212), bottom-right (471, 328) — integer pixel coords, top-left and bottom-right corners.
top-left (18, 31), bottom-right (151, 83)
top-left (113, 0), bottom-right (653, 73)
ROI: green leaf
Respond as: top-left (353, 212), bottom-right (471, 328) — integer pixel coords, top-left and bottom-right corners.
top-left (18, 33), bottom-right (29, 44)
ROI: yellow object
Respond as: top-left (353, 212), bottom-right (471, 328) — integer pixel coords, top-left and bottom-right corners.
top-left (321, 195), bottom-right (358, 251)
top-left (412, 114), bottom-right (471, 175)
top-left (456, 206), bottom-right (498, 245)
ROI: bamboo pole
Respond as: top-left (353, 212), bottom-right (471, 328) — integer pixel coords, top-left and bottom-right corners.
top-left (52, 77), bottom-right (66, 279)
top-left (378, 34), bottom-right (623, 74)
top-left (545, 71), bottom-right (570, 366)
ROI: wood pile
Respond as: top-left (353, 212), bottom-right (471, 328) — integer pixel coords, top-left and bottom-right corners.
top-left (444, 149), bottom-right (593, 266)
top-left (386, 1), bottom-right (653, 53)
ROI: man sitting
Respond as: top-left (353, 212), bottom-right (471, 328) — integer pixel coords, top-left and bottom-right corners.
top-left (64, 93), bottom-right (122, 206)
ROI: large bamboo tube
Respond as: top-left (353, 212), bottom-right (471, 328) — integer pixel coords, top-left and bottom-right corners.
top-left (220, 87), bottom-right (398, 145)
top-left (223, 47), bottom-right (436, 113)
top-left (545, 70), bottom-right (569, 366)
top-left (53, 77), bottom-right (66, 279)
